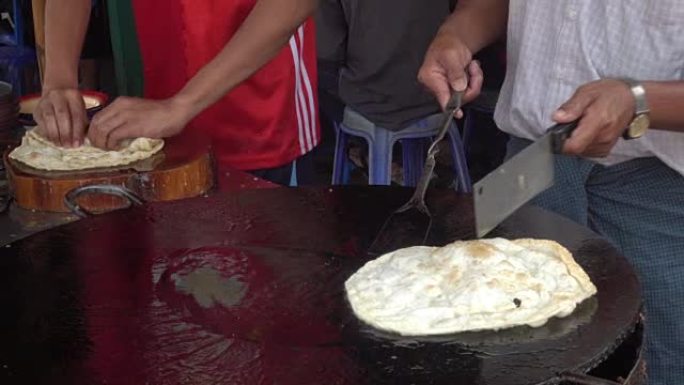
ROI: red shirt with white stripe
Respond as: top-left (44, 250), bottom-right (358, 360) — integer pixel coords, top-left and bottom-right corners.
top-left (131, 0), bottom-right (320, 170)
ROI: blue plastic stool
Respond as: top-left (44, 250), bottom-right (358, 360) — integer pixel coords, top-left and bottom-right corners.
top-left (0, 0), bottom-right (38, 96)
top-left (332, 108), bottom-right (472, 192)
top-left (0, 0), bottom-right (25, 46)
top-left (0, 45), bottom-right (37, 95)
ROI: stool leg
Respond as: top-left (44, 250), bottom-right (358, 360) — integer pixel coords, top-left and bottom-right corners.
top-left (448, 121), bottom-right (472, 193)
top-left (331, 122), bottom-right (350, 185)
top-left (401, 138), bottom-right (426, 187)
top-left (289, 160), bottom-right (298, 187)
top-left (368, 128), bottom-right (393, 185)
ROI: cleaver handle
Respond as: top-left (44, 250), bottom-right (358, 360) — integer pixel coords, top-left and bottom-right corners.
top-left (549, 120), bottom-right (580, 154)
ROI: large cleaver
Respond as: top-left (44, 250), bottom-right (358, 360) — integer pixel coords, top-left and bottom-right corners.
top-left (473, 121), bottom-right (578, 238)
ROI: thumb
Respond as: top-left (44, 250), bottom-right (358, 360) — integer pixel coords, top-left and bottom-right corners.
top-left (421, 74), bottom-right (452, 111)
top-left (447, 69), bottom-right (468, 93)
top-left (418, 63), bottom-right (452, 110)
top-left (553, 91), bottom-right (593, 123)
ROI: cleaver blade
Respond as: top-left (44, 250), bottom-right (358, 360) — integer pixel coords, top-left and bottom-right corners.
top-left (473, 121), bottom-right (578, 238)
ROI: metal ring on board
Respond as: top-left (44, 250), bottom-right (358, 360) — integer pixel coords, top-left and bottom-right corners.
top-left (64, 184), bottom-right (144, 218)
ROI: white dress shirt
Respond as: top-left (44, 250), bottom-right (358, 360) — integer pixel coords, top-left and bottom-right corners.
top-left (494, 0), bottom-right (684, 175)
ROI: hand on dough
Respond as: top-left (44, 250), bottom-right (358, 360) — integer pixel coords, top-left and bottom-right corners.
top-left (88, 97), bottom-right (193, 150)
top-left (33, 88), bottom-right (89, 148)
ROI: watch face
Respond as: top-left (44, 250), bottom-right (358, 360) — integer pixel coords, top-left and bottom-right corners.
top-left (628, 114), bottom-right (650, 138)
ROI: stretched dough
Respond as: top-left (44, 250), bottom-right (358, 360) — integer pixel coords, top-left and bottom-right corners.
top-left (9, 130), bottom-right (164, 171)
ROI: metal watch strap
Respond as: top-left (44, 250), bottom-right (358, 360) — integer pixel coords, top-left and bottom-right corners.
top-left (622, 78), bottom-right (649, 115)
top-left (621, 78), bottom-right (649, 140)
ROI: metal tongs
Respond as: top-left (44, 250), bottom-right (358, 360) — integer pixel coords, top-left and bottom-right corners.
top-left (367, 91), bottom-right (464, 255)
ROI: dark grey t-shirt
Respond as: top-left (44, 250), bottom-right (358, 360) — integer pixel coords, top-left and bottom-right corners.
top-left (316, 0), bottom-right (455, 131)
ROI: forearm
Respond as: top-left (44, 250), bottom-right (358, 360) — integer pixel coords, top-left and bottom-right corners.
top-left (439, 0), bottom-right (509, 56)
top-left (43, 0), bottom-right (91, 92)
top-left (644, 81), bottom-right (684, 132)
top-left (174, 0), bottom-right (318, 117)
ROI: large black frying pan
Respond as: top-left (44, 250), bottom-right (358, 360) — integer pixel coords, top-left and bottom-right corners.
top-left (0, 186), bottom-right (642, 385)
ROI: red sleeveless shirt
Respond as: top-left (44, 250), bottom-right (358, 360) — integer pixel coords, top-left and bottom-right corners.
top-left (131, 0), bottom-right (320, 170)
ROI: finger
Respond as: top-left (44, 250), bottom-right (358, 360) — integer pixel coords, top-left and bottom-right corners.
top-left (89, 106), bottom-right (117, 130)
top-left (445, 63), bottom-right (468, 94)
top-left (418, 66), bottom-right (452, 110)
top-left (42, 107), bottom-right (61, 145)
top-left (33, 102), bottom-right (45, 127)
top-left (89, 113), bottom-right (127, 150)
top-left (89, 102), bottom-right (128, 143)
top-left (463, 60), bottom-right (483, 104)
top-left (582, 144), bottom-right (614, 158)
top-left (553, 88), bottom-right (594, 124)
top-left (106, 123), bottom-right (139, 150)
top-left (48, 94), bottom-right (72, 147)
top-left (88, 103), bottom-right (120, 146)
top-left (562, 112), bottom-right (603, 155)
top-left (33, 103), bottom-right (47, 135)
top-left (66, 94), bottom-right (87, 147)
top-left (93, 97), bottom-right (131, 124)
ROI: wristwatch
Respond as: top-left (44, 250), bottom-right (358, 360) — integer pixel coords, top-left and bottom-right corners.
top-left (620, 78), bottom-right (650, 140)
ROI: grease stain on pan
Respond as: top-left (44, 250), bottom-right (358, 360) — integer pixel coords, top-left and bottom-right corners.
top-left (171, 266), bottom-right (247, 309)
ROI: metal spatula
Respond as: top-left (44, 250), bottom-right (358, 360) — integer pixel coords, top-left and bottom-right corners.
top-left (367, 91), bottom-right (464, 256)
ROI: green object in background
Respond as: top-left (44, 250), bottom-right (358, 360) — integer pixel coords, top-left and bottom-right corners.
top-left (106, 0), bottom-right (143, 97)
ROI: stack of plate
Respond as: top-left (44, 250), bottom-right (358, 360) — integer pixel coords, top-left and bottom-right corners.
top-left (0, 82), bottom-right (19, 131)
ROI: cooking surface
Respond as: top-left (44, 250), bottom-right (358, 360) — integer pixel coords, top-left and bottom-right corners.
top-left (0, 187), bottom-right (641, 385)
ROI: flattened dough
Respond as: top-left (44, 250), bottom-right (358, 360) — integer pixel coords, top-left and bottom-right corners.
top-left (9, 130), bottom-right (164, 171)
top-left (345, 238), bottom-right (597, 336)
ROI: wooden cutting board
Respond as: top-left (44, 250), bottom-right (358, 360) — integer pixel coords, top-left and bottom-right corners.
top-left (3, 132), bottom-right (215, 213)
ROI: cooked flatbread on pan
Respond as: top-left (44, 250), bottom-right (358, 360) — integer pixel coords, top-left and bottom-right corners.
top-left (345, 238), bottom-right (597, 336)
top-left (9, 129), bottom-right (164, 171)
